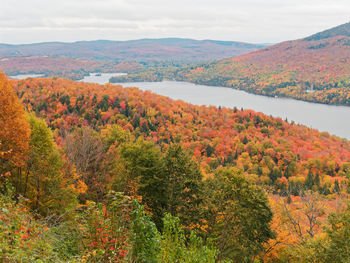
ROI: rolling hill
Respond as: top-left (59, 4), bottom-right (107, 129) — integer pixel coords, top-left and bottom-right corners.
top-left (0, 38), bottom-right (266, 62)
top-left (0, 38), bottom-right (266, 76)
top-left (179, 22), bottom-right (350, 105)
top-left (128, 22), bottom-right (350, 106)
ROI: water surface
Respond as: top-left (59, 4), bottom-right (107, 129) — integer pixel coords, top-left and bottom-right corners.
top-left (9, 74), bottom-right (44, 79)
top-left (79, 73), bottom-right (126, 84)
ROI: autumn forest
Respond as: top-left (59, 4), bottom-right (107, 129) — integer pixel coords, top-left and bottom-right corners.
top-left (114, 22), bottom-right (350, 106)
top-left (1, 13), bottom-right (350, 263)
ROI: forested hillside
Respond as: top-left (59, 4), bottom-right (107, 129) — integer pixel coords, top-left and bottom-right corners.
top-left (1, 56), bottom-right (119, 80)
top-left (115, 22), bottom-right (350, 106)
top-left (11, 77), bottom-right (350, 187)
top-left (1, 73), bottom-right (350, 262)
top-left (0, 38), bottom-right (266, 78)
top-left (175, 22), bottom-right (350, 105)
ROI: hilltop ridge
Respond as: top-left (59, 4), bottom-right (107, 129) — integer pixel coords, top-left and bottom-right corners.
top-left (304, 21), bottom-right (350, 41)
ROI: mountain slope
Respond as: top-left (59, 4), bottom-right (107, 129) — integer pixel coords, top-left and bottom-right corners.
top-left (170, 22), bottom-right (350, 105)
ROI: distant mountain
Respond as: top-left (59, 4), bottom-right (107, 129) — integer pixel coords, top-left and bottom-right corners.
top-left (163, 22), bottom-right (350, 106)
top-left (0, 38), bottom-right (266, 62)
top-left (0, 56), bottom-right (118, 80)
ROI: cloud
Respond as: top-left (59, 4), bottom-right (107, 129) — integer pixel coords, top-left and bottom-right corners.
top-left (0, 0), bottom-right (349, 43)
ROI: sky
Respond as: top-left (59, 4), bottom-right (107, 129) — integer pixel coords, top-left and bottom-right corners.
top-left (1, 0), bottom-right (349, 44)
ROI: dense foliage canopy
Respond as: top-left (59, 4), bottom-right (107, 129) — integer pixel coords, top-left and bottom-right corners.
top-left (1, 72), bottom-right (350, 262)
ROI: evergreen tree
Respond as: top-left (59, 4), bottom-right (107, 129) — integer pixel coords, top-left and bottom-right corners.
top-left (269, 167), bottom-right (281, 183)
top-left (333, 179), bottom-right (340, 194)
top-left (320, 184), bottom-right (331, 195)
top-left (205, 144), bottom-right (214, 157)
top-left (242, 136), bottom-right (249, 144)
top-left (314, 172), bottom-right (321, 187)
top-left (98, 95), bottom-right (110, 111)
top-left (233, 150), bottom-right (239, 160)
top-left (305, 170), bottom-right (314, 190)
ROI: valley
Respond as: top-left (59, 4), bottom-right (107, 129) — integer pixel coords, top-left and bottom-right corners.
top-left (1, 4), bottom-right (350, 261)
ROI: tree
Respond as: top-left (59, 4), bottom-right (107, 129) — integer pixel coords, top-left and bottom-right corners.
top-left (130, 201), bottom-right (218, 263)
top-left (101, 124), bottom-right (131, 150)
top-left (242, 136), bottom-right (249, 144)
top-left (163, 144), bottom-right (203, 228)
top-left (269, 167), bottom-right (281, 184)
top-left (77, 191), bottom-right (133, 262)
top-left (280, 192), bottom-right (324, 241)
top-left (205, 144), bottom-right (214, 157)
top-left (120, 138), bottom-right (166, 228)
top-left (314, 172), bottom-right (320, 187)
top-left (333, 179), bottom-right (340, 194)
top-left (130, 201), bottom-right (161, 263)
top-left (121, 142), bottom-right (203, 230)
top-left (0, 184), bottom-right (61, 262)
top-left (320, 205), bottom-right (350, 263)
top-left (202, 167), bottom-right (274, 262)
top-left (65, 126), bottom-right (106, 202)
top-left (160, 213), bottom-right (217, 263)
top-left (0, 72), bottom-right (30, 170)
top-left (283, 205), bottom-right (350, 263)
top-left (21, 114), bottom-right (76, 216)
top-left (305, 170), bottom-right (314, 190)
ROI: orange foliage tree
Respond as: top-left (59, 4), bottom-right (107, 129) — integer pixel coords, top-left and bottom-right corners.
top-left (0, 71), bottom-right (30, 169)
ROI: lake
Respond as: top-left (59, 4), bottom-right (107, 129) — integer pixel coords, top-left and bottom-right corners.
top-left (79, 73), bottom-right (126, 84)
top-left (9, 74), bottom-right (44, 79)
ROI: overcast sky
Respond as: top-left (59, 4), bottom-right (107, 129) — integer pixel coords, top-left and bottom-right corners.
top-left (1, 0), bottom-right (349, 44)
